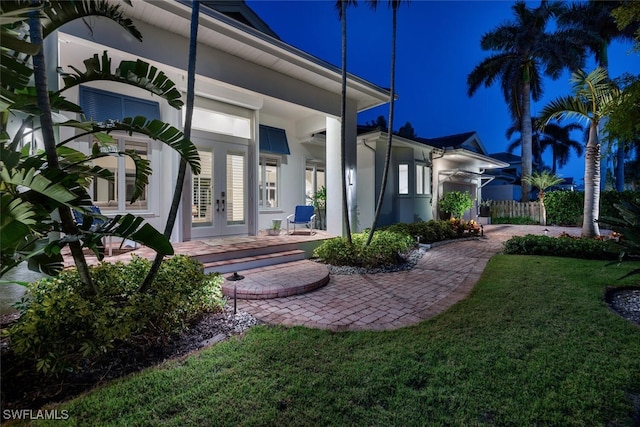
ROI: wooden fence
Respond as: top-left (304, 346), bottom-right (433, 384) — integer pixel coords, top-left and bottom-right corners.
top-left (490, 200), bottom-right (541, 223)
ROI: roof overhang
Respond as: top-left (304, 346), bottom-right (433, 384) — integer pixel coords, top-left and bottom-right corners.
top-left (438, 169), bottom-right (497, 186)
top-left (439, 148), bottom-right (510, 170)
top-left (120, 0), bottom-right (390, 112)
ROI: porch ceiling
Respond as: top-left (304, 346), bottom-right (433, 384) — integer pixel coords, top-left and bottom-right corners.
top-left (120, 0), bottom-right (390, 112)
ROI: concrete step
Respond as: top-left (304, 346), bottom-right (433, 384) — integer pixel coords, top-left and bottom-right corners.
top-left (203, 249), bottom-right (306, 274)
top-left (221, 259), bottom-right (330, 299)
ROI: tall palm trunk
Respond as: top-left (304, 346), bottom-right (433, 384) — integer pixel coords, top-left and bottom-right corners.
top-left (140, 0), bottom-right (199, 292)
top-left (583, 123), bottom-right (601, 238)
top-left (29, 11), bottom-right (97, 294)
top-left (521, 81), bottom-right (533, 202)
top-left (340, 0), bottom-right (352, 245)
top-left (366, 3), bottom-right (397, 246)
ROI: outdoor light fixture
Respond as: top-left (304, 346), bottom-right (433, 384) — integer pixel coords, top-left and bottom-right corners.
top-left (226, 272), bottom-right (245, 314)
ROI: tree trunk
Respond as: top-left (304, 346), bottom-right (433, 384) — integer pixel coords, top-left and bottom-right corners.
top-left (140, 0), bottom-right (199, 292)
top-left (367, 4), bottom-right (397, 246)
top-left (29, 11), bottom-right (97, 294)
top-left (521, 81), bottom-right (533, 202)
top-left (582, 123), bottom-right (601, 238)
top-left (340, 1), bottom-right (352, 244)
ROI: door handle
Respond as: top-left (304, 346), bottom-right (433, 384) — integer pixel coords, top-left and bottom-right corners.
top-left (216, 199), bottom-right (220, 212)
top-left (221, 199), bottom-right (225, 211)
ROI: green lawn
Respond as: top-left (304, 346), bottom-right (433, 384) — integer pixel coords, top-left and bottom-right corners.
top-left (39, 256), bottom-right (640, 426)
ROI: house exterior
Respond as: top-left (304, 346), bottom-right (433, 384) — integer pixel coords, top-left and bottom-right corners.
top-left (482, 152), bottom-right (522, 201)
top-left (354, 130), bottom-right (508, 228)
top-left (10, 0), bottom-right (392, 241)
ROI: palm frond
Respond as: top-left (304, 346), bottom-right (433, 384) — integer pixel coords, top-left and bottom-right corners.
top-left (40, 0), bottom-right (141, 41)
top-left (0, 167), bottom-right (77, 204)
top-left (94, 117), bottom-right (200, 174)
top-left (58, 53), bottom-right (183, 109)
top-left (538, 96), bottom-right (590, 127)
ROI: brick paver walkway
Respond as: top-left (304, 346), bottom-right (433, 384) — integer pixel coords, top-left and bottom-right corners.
top-left (236, 224), bottom-right (584, 331)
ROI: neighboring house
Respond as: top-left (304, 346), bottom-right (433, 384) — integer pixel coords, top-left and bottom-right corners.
top-left (482, 152), bottom-right (522, 201)
top-left (7, 0), bottom-right (391, 241)
top-left (353, 129), bottom-right (508, 228)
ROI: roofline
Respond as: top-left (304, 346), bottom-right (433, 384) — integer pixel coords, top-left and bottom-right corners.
top-left (166, 0), bottom-right (390, 110)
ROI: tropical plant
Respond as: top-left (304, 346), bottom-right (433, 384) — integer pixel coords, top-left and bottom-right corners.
top-left (599, 197), bottom-right (640, 278)
top-left (439, 191), bottom-right (473, 219)
top-left (307, 185), bottom-right (326, 229)
top-left (366, 0), bottom-right (408, 246)
top-left (558, 0), bottom-right (640, 191)
top-left (8, 255), bottom-right (224, 374)
top-left (521, 170), bottom-right (564, 226)
top-left (467, 1), bottom-right (585, 202)
top-left (0, 1), bottom-right (200, 293)
top-left (538, 67), bottom-right (620, 238)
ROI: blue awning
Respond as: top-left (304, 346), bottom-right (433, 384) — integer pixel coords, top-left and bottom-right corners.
top-left (259, 125), bottom-right (290, 155)
top-left (80, 86), bottom-right (161, 122)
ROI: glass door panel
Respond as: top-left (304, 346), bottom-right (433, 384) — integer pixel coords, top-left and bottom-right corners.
top-left (226, 153), bottom-right (245, 226)
top-left (192, 150), bottom-right (213, 227)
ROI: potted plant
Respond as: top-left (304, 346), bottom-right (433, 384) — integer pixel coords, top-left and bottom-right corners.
top-left (439, 191), bottom-right (473, 219)
top-left (479, 199), bottom-right (492, 217)
top-left (267, 219), bottom-right (282, 236)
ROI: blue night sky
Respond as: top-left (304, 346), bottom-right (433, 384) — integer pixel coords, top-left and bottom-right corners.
top-left (246, 0), bottom-right (640, 184)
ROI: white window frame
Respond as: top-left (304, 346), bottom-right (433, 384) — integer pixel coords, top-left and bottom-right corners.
top-left (416, 163), bottom-right (431, 195)
top-left (259, 155), bottom-right (280, 210)
top-left (91, 134), bottom-right (153, 213)
top-left (398, 163), bottom-right (409, 195)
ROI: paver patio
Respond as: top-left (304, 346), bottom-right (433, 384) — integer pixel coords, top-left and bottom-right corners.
top-left (236, 225), bottom-right (584, 331)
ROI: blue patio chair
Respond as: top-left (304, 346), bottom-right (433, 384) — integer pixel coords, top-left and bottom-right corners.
top-left (73, 205), bottom-right (110, 255)
top-left (286, 205), bottom-right (316, 235)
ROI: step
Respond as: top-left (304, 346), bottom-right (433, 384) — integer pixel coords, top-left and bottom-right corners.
top-left (203, 249), bottom-right (305, 274)
top-left (221, 260), bottom-right (330, 299)
top-left (194, 242), bottom-right (300, 264)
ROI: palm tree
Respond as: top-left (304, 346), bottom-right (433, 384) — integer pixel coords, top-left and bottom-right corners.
top-left (538, 122), bottom-right (584, 174)
top-left (558, 1), bottom-right (640, 191)
top-left (538, 67), bottom-right (619, 238)
top-left (366, 0), bottom-right (407, 246)
top-left (505, 117), bottom-right (545, 170)
top-left (467, 1), bottom-right (585, 202)
top-left (522, 170), bottom-right (564, 226)
top-left (335, 0), bottom-right (358, 245)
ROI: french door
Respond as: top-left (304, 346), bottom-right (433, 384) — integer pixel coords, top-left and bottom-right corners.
top-left (191, 138), bottom-right (248, 238)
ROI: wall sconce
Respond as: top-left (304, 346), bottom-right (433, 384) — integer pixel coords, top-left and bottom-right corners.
top-left (348, 169), bottom-right (353, 186)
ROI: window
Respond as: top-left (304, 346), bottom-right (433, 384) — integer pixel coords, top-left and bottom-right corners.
top-left (305, 162), bottom-right (325, 203)
top-left (259, 156), bottom-right (279, 208)
top-left (92, 137), bottom-right (150, 212)
top-left (398, 164), bottom-right (409, 195)
top-left (416, 164), bottom-right (431, 195)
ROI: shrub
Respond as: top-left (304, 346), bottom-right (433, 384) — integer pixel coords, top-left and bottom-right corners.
top-left (386, 220), bottom-right (456, 243)
top-left (502, 234), bottom-right (619, 260)
top-left (545, 191), bottom-right (583, 226)
top-left (544, 190), bottom-right (640, 226)
top-left (7, 255), bottom-right (223, 374)
top-left (439, 191), bottom-right (473, 218)
top-left (314, 230), bottom-right (414, 268)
